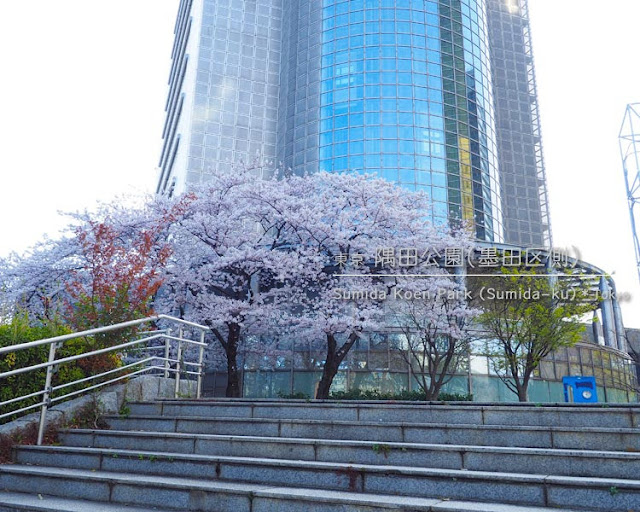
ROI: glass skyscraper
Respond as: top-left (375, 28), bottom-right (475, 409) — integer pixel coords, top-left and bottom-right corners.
top-left (157, 0), bottom-right (549, 245)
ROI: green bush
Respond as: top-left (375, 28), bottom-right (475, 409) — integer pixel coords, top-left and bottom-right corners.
top-left (274, 389), bottom-right (473, 401)
top-left (328, 389), bottom-right (473, 402)
top-left (0, 314), bottom-right (124, 423)
top-left (276, 391), bottom-right (311, 399)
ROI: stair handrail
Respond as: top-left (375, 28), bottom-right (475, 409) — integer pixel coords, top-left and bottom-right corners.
top-left (0, 314), bottom-right (210, 445)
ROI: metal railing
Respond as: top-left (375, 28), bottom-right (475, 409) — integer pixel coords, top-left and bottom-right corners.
top-left (0, 315), bottom-right (209, 444)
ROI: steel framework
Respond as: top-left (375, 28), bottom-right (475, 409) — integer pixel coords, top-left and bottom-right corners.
top-left (620, 104), bottom-right (640, 285)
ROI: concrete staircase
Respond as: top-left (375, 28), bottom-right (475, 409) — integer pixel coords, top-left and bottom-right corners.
top-left (2, 400), bottom-right (640, 511)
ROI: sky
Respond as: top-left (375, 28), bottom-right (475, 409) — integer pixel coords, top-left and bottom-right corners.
top-left (0, 1), bottom-right (639, 325)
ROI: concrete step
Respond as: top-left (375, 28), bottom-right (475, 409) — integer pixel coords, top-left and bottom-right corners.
top-left (126, 399), bottom-right (640, 429)
top-left (0, 464), bottom-right (625, 512)
top-left (0, 492), bottom-right (160, 512)
top-left (13, 442), bottom-right (640, 505)
top-left (56, 428), bottom-right (640, 479)
top-left (103, 414), bottom-right (640, 451)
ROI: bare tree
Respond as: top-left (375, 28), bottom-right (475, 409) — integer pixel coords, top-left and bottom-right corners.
top-left (389, 275), bottom-right (477, 400)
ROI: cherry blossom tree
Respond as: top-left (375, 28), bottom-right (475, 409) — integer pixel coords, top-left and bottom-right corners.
top-left (261, 171), bottom-right (477, 398)
top-left (0, 198), bottom-right (182, 331)
top-left (2, 165), bottom-right (480, 400)
top-left (156, 168), bottom-right (316, 397)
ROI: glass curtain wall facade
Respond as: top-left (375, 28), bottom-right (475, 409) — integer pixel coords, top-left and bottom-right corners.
top-left (486, 0), bottom-right (551, 246)
top-left (275, 0), bottom-right (502, 244)
top-left (157, 0), bottom-right (283, 196)
top-left (157, 0), bottom-right (553, 244)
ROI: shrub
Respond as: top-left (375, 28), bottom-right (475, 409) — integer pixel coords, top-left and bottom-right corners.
top-left (327, 389), bottom-right (473, 401)
top-left (0, 314), bottom-right (124, 423)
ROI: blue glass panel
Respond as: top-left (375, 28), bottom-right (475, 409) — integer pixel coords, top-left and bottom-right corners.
top-left (432, 187), bottom-right (447, 202)
top-left (432, 174), bottom-right (446, 191)
top-left (365, 84), bottom-right (380, 97)
top-left (334, 113), bottom-right (348, 127)
top-left (397, 73), bottom-right (412, 84)
top-left (382, 98), bottom-right (396, 111)
top-left (350, 141), bottom-right (364, 154)
top-left (399, 168), bottom-right (415, 182)
top-left (398, 112), bottom-right (413, 125)
top-left (379, 47), bottom-right (394, 59)
top-left (365, 154), bottom-right (379, 167)
top-left (398, 85), bottom-right (412, 98)
top-left (334, 129), bottom-right (348, 143)
top-left (381, 33), bottom-right (395, 45)
top-left (336, 14), bottom-right (348, 26)
top-left (397, 33), bottom-right (412, 45)
top-left (412, 35), bottom-right (426, 48)
top-left (416, 155), bottom-right (430, 169)
top-left (365, 21), bottom-right (379, 33)
top-left (334, 156), bottom-right (348, 169)
top-left (365, 72), bottom-right (380, 84)
top-left (382, 125), bottom-right (397, 138)
top-left (351, 23), bottom-right (364, 36)
top-left (381, 59), bottom-right (396, 71)
top-left (382, 112), bottom-right (397, 124)
top-left (380, 9), bottom-right (394, 20)
top-left (365, 126), bottom-right (379, 139)
top-left (350, 113), bottom-right (364, 126)
top-left (350, 86), bottom-right (364, 99)
top-left (336, 38), bottom-right (349, 51)
top-left (399, 139), bottom-right (414, 153)
top-left (381, 139), bottom-right (398, 153)
top-left (351, 34), bottom-right (364, 47)
top-left (381, 169), bottom-right (398, 181)
top-left (334, 89), bottom-right (348, 102)
top-left (431, 157), bottom-right (445, 172)
top-left (429, 115), bottom-right (444, 130)
top-left (350, 11), bottom-right (364, 24)
top-left (417, 165), bottom-right (432, 179)
top-left (366, 139), bottom-right (381, 152)
top-left (365, 98), bottom-right (380, 112)
top-left (398, 99), bottom-right (412, 111)
top-left (350, 127), bottom-right (364, 139)
top-left (381, 85), bottom-right (396, 98)
top-left (350, 155), bottom-right (364, 168)
top-left (334, 143), bottom-right (348, 157)
top-left (381, 21), bottom-right (395, 33)
top-left (382, 154), bottom-right (397, 168)
top-left (319, 147), bottom-right (332, 159)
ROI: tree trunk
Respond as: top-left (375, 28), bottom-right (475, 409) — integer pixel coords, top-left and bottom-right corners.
top-left (517, 382), bottom-right (529, 402)
top-left (316, 333), bottom-right (357, 399)
top-left (316, 335), bottom-right (339, 399)
top-left (225, 324), bottom-right (242, 398)
top-left (316, 356), bottom-right (339, 399)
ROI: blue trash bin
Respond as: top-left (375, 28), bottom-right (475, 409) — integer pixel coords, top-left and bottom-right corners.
top-left (562, 376), bottom-right (598, 403)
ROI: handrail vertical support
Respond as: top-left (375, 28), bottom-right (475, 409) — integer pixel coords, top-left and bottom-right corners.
top-left (37, 342), bottom-right (58, 445)
top-left (164, 328), bottom-right (172, 378)
top-left (196, 330), bottom-right (206, 399)
top-left (174, 328), bottom-right (183, 398)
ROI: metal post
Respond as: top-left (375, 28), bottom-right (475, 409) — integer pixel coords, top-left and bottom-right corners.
top-left (196, 330), bottom-right (205, 399)
top-left (174, 328), bottom-right (183, 398)
top-left (164, 328), bottom-right (171, 378)
top-left (591, 311), bottom-right (601, 345)
top-left (599, 276), bottom-right (616, 348)
top-left (37, 342), bottom-right (58, 445)
top-left (609, 278), bottom-right (627, 353)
